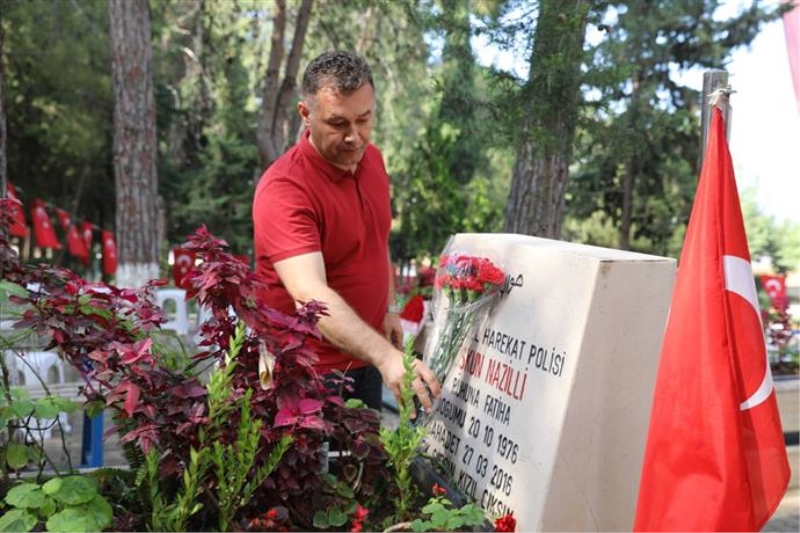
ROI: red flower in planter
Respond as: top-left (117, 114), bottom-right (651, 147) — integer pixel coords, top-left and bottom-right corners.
top-left (494, 512), bottom-right (516, 532)
top-left (350, 504), bottom-right (369, 532)
top-left (248, 506), bottom-right (288, 531)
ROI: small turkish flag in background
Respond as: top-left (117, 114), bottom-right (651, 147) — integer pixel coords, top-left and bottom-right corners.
top-left (760, 274), bottom-right (787, 308)
top-left (400, 294), bottom-right (425, 323)
top-left (6, 183), bottom-right (29, 238)
top-left (81, 222), bottom-right (94, 265)
top-left (31, 199), bottom-right (61, 249)
top-left (399, 294), bottom-right (427, 337)
top-left (54, 208), bottom-right (71, 231)
top-left (172, 248), bottom-right (196, 288)
top-left (101, 230), bottom-right (117, 275)
top-left (67, 225), bottom-right (89, 262)
top-left (55, 208), bottom-right (89, 261)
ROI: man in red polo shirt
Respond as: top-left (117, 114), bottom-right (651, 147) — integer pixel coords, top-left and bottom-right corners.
top-left (253, 51), bottom-right (440, 412)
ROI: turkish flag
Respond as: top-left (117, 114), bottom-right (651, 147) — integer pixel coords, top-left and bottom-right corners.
top-left (31, 199), bottom-right (61, 249)
top-left (400, 294), bottom-right (427, 338)
top-left (783, 0), bottom-right (800, 114)
top-left (55, 208), bottom-right (89, 261)
top-left (54, 208), bottom-right (70, 231)
top-left (760, 275), bottom-right (788, 309)
top-left (172, 248), bottom-right (196, 288)
top-left (81, 222), bottom-right (94, 265)
top-left (400, 294), bottom-right (425, 323)
top-left (101, 230), bottom-right (117, 275)
top-left (634, 109), bottom-right (789, 531)
top-left (6, 183), bottom-right (29, 238)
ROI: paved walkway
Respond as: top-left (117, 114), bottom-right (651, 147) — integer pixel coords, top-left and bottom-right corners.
top-left (763, 487), bottom-right (800, 532)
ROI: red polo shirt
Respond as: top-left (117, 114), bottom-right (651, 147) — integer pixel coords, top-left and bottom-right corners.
top-left (253, 130), bottom-right (392, 371)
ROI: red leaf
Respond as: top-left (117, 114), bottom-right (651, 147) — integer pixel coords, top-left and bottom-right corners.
top-left (274, 408), bottom-right (296, 428)
top-left (119, 382), bottom-right (140, 416)
top-left (298, 415), bottom-right (326, 431)
top-left (170, 380), bottom-right (207, 399)
top-left (297, 398), bottom-right (323, 415)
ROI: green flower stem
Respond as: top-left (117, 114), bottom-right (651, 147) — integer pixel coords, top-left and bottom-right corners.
top-left (429, 305), bottom-right (479, 383)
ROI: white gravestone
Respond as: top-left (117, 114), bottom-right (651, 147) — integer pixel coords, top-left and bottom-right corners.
top-left (419, 233), bottom-right (676, 532)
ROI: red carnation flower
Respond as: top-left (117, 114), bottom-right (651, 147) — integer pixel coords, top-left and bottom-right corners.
top-left (494, 512), bottom-right (516, 532)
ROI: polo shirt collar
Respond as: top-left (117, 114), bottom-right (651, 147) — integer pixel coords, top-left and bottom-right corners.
top-left (299, 129), bottom-right (357, 182)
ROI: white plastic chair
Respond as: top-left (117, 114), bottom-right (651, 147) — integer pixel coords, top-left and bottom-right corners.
top-left (196, 304), bottom-right (214, 329)
top-left (155, 288), bottom-right (190, 335)
top-left (193, 304), bottom-right (239, 345)
top-left (3, 350), bottom-right (72, 439)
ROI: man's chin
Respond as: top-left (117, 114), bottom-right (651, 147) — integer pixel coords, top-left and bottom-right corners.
top-left (337, 151), bottom-right (364, 166)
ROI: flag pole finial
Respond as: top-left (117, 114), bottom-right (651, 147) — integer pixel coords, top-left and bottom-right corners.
top-left (707, 86), bottom-right (736, 109)
top-left (699, 70), bottom-right (733, 169)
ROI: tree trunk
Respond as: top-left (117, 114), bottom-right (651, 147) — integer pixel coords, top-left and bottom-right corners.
top-left (505, 143), bottom-right (572, 236)
top-left (618, 78), bottom-right (642, 251)
top-left (618, 8), bottom-right (646, 251)
top-left (355, 6), bottom-right (373, 55)
top-left (502, 0), bottom-right (589, 238)
top-left (161, 0), bottom-right (208, 169)
top-left (256, 0), bottom-right (313, 170)
top-left (109, 0), bottom-right (161, 288)
top-left (618, 161), bottom-right (634, 250)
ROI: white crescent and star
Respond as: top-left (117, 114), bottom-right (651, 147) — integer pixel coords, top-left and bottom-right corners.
top-left (763, 278), bottom-right (783, 298)
top-left (723, 255), bottom-right (774, 411)
top-left (36, 207), bottom-right (51, 229)
top-left (176, 253), bottom-right (192, 274)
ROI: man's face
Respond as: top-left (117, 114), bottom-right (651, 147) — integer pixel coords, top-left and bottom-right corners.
top-left (299, 84), bottom-right (375, 172)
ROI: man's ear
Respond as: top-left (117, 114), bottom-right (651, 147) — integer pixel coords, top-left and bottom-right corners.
top-left (298, 100), bottom-right (312, 127)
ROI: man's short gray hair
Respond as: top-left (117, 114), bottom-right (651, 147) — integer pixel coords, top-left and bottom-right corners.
top-left (301, 51), bottom-right (374, 99)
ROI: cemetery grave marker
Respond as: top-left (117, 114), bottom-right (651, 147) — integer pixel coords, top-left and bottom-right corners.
top-left (420, 233), bottom-right (676, 532)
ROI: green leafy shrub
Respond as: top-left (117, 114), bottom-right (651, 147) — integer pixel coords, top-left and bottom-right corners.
top-left (380, 338), bottom-right (427, 523)
top-left (0, 476), bottom-right (112, 533)
top-left (409, 483), bottom-right (486, 532)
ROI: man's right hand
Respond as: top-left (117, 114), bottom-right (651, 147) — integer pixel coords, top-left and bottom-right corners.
top-left (376, 349), bottom-right (441, 416)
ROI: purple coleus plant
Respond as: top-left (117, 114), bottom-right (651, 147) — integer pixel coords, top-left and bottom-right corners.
top-left (0, 202), bottom-right (388, 530)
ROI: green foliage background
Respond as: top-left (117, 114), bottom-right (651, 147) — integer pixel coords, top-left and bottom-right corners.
top-left (2, 0), bottom-right (798, 274)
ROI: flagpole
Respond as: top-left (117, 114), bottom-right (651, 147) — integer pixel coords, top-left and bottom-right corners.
top-left (0, 9), bottom-right (6, 203)
top-left (699, 70), bottom-right (733, 170)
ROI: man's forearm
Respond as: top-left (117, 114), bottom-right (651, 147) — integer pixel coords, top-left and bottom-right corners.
top-left (312, 286), bottom-right (398, 368)
top-left (301, 285), bottom-right (439, 412)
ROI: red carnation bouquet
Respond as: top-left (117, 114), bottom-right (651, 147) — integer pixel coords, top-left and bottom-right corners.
top-left (423, 251), bottom-right (505, 405)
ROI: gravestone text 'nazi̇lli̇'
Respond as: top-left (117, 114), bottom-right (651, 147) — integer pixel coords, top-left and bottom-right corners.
top-left (419, 233), bottom-right (676, 532)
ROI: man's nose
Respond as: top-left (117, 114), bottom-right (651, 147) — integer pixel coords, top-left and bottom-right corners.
top-left (344, 124), bottom-right (358, 142)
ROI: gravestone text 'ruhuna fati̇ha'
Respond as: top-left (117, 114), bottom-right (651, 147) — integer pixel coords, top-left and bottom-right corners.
top-left (419, 233), bottom-right (676, 532)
